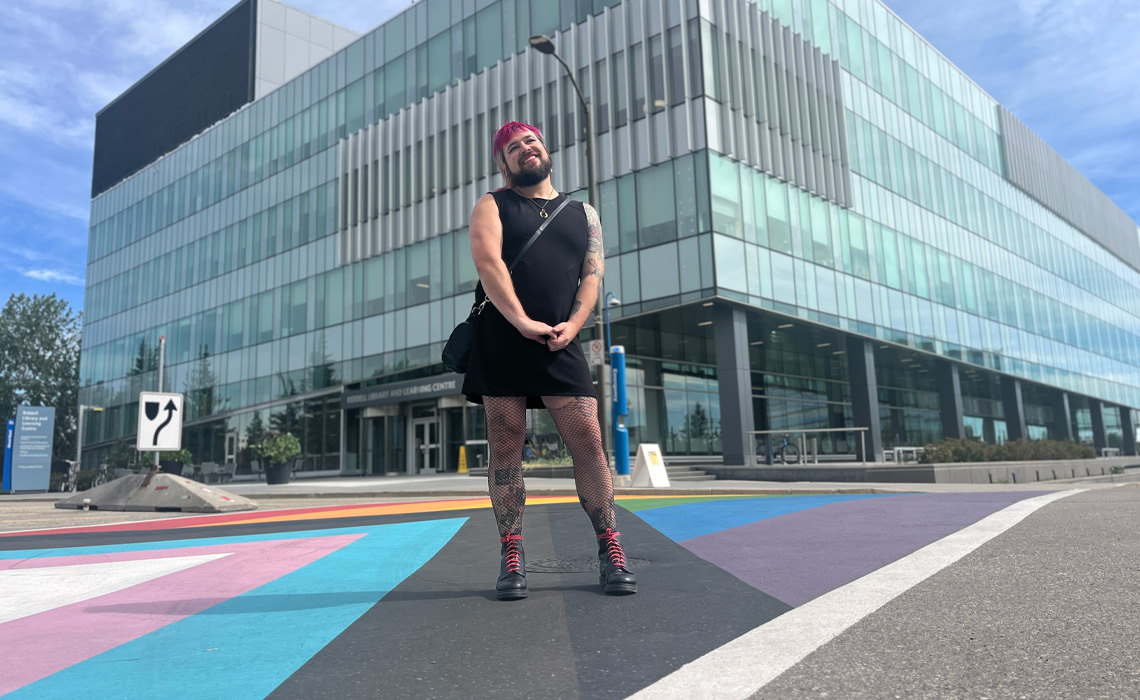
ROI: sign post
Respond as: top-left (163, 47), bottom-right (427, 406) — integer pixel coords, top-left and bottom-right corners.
top-left (3, 419), bottom-right (14, 491)
top-left (11, 407), bottom-right (56, 492)
top-left (136, 392), bottom-right (184, 453)
top-left (154, 334), bottom-right (165, 468)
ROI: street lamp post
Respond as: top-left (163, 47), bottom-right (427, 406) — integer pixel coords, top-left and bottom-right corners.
top-left (605, 292), bottom-right (620, 353)
top-left (529, 34), bottom-right (611, 464)
top-left (75, 404), bottom-right (103, 490)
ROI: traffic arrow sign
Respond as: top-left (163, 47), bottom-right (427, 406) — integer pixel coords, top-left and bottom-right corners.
top-left (137, 392), bottom-right (184, 451)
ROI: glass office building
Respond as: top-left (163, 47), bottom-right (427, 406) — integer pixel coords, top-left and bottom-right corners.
top-left (79, 0), bottom-right (1140, 476)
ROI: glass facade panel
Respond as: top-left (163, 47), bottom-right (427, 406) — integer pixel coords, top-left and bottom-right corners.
top-left (636, 162), bottom-right (676, 246)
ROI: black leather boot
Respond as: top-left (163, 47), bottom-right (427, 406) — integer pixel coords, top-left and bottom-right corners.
top-left (597, 528), bottom-right (637, 595)
top-left (496, 534), bottom-right (528, 600)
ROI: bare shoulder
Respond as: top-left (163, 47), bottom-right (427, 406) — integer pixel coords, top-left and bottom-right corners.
top-left (474, 192), bottom-right (500, 212)
top-left (471, 193), bottom-right (501, 224)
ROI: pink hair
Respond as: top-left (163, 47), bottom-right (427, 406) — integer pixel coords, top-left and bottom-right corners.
top-left (492, 121), bottom-right (545, 185)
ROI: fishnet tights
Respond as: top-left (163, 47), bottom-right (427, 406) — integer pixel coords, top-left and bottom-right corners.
top-left (547, 397), bottom-right (617, 535)
top-left (483, 397), bottom-right (528, 538)
top-left (483, 396), bottom-right (618, 538)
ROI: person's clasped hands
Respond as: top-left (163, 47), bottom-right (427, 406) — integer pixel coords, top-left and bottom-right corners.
top-left (545, 321), bottom-right (580, 351)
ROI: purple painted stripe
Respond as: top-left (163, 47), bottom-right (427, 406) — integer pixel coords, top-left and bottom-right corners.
top-left (682, 492), bottom-right (1048, 607)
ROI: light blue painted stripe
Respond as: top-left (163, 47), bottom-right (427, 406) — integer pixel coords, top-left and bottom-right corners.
top-left (0, 522), bottom-right (421, 560)
top-left (7, 518), bottom-right (466, 700)
top-left (635, 494), bottom-right (900, 541)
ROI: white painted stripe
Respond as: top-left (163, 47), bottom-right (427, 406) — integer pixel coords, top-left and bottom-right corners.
top-left (628, 489), bottom-right (1084, 700)
top-left (0, 554), bottom-right (230, 624)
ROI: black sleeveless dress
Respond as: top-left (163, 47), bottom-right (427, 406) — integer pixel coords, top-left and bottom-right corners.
top-left (462, 190), bottom-right (597, 408)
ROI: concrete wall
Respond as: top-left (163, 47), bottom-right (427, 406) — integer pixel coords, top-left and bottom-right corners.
top-left (703, 458), bottom-right (1140, 484)
top-left (255, 0), bottom-right (359, 99)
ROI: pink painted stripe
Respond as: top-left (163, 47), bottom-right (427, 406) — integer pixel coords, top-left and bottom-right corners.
top-left (0, 541), bottom-right (297, 570)
top-left (0, 533), bottom-right (364, 695)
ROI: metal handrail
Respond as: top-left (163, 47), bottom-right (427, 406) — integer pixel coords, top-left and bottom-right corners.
top-left (745, 427), bottom-right (870, 466)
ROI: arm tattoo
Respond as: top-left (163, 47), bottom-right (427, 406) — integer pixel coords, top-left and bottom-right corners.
top-left (584, 204), bottom-right (605, 281)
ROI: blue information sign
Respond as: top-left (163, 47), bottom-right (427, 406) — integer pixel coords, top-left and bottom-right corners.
top-left (11, 407), bottom-right (56, 492)
top-left (2, 419), bottom-right (14, 491)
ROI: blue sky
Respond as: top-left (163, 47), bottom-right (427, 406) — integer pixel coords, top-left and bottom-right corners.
top-left (1, 0), bottom-right (1137, 317)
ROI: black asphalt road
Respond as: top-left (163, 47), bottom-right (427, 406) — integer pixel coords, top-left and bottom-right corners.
top-left (270, 503), bottom-right (790, 700)
top-left (758, 487), bottom-right (1140, 699)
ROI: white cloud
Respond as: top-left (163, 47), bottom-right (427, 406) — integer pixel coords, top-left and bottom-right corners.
top-left (0, 65), bottom-right (95, 150)
top-left (9, 246), bottom-right (56, 263)
top-left (23, 269), bottom-right (85, 286)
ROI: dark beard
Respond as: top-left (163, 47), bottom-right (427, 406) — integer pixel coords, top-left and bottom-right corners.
top-left (512, 157), bottom-right (553, 187)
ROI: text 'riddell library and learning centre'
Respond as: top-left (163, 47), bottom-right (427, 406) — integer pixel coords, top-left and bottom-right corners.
top-left (80, 0), bottom-right (1140, 477)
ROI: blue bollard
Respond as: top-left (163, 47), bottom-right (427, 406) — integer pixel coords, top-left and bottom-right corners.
top-left (611, 346), bottom-right (630, 476)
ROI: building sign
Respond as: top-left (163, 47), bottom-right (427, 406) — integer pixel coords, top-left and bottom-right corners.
top-left (341, 374), bottom-right (465, 410)
top-left (11, 406), bottom-right (56, 492)
top-left (3, 419), bottom-right (14, 491)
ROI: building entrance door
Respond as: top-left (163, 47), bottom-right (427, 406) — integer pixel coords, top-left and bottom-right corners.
top-left (224, 431), bottom-right (238, 464)
top-left (362, 415), bottom-right (405, 475)
top-left (411, 418), bottom-right (440, 474)
top-left (365, 417), bottom-right (386, 475)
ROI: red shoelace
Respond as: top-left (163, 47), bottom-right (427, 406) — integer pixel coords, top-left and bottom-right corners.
top-left (596, 528), bottom-right (627, 569)
top-left (500, 534), bottom-right (523, 573)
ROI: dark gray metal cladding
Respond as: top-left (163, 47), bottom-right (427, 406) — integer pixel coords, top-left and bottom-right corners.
top-left (999, 105), bottom-right (1140, 272)
top-left (92, 0), bottom-right (258, 198)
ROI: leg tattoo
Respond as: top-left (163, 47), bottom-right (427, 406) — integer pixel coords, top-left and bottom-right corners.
top-left (484, 397), bottom-right (528, 537)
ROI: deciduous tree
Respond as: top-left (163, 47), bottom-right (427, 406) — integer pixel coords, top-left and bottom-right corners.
top-left (0, 293), bottom-right (82, 459)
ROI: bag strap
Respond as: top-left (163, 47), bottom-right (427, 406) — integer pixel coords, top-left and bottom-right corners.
top-left (507, 196), bottom-right (572, 272)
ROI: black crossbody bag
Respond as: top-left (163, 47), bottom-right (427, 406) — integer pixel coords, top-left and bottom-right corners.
top-left (441, 197), bottom-right (572, 374)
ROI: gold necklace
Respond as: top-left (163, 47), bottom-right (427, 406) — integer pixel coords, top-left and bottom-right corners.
top-left (518, 189), bottom-right (557, 218)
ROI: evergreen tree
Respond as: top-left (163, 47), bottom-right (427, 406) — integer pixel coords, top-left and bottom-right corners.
top-left (127, 337), bottom-right (157, 377)
top-left (185, 345), bottom-right (218, 419)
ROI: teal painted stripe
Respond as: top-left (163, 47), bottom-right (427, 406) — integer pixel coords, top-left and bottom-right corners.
top-left (635, 494), bottom-right (900, 541)
top-left (7, 518), bottom-right (466, 700)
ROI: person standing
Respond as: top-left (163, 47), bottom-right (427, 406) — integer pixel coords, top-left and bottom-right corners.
top-left (462, 121), bottom-right (637, 600)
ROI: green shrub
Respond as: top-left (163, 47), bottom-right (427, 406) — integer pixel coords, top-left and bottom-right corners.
top-left (920, 438), bottom-right (1094, 463)
top-left (158, 449), bottom-right (193, 466)
top-left (920, 438), bottom-right (988, 463)
top-left (250, 433), bottom-right (301, 466)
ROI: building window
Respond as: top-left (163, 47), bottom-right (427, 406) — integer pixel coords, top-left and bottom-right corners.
top-left (636, 162), bottom-right (676, 247)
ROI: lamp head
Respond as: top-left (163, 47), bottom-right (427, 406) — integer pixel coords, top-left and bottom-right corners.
top-left (529, 35), bottom-right (555, 54)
